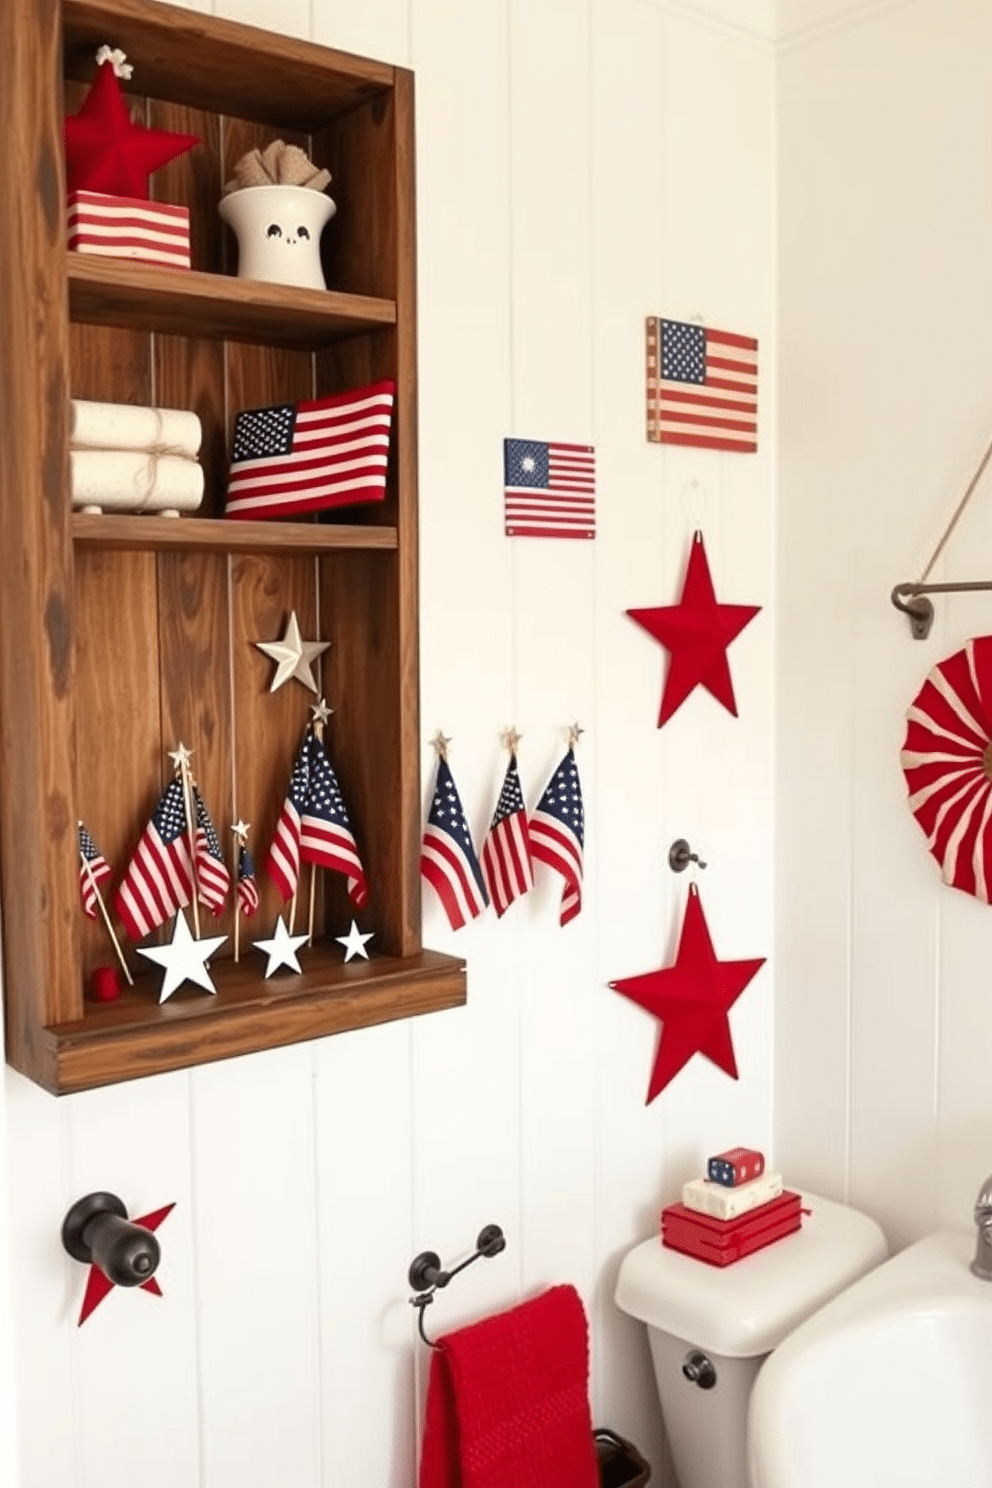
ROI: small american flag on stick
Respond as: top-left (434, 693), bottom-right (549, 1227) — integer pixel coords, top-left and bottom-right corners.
top-left (481, 753), bottom-right (533, 917)
top-left (530, 747), bottom-right (585, 926)
top-left (225, 379), bottom-right (395, 520)
top-left (78, 822), bottom-right (112, 919)
top-left (114, 778), bottom-right (193, 942)
top-left (420, 756), bottom-right (488, 930)
top-left (503, 438), bottom-right (596, 539)
top-left (266, 740), bottom-right (311, 902)
top-left (193, 787), bottom-right (231, 915)
top-left (646, 317), bottom-right (758, 452)
top-left (236, 844), bottom-right (259, 917)
top-left (300, 735), bottom-right (368, 910)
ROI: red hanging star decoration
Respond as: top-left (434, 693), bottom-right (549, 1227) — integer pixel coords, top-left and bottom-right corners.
top-left (627, 529), bottom-right (760, 726)
top-left (77, 1202), bottom-right (175, 1326)
top-left (64, 57), bottom-right (198, 200)
top-left (609, 883), bottom-right (764, 1101)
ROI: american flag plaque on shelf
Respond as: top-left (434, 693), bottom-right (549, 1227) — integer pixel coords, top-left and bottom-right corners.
top-left (645, 316), bottom-right (758, 452)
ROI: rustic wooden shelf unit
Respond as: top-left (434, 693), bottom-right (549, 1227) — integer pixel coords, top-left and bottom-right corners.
top-left (0, 0), bottom-right (465, 1094)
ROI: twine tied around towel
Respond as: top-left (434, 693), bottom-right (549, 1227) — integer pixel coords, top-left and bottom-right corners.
top-left (222, 139), bottom-right (331, 196)
top-left (70, 404), bottom-right (202, 511)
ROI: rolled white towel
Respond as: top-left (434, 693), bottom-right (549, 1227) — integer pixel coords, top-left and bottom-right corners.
top-left (71, 449), bottom-right (204, 514)
top-left (70, 399), bottom-right (202, 457)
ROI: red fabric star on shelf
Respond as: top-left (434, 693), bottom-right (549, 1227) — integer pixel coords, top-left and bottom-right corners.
top-left (627, 529), bottom-right (760, 726)
top-left (64, 54), bottom-right (198, 199)
top-left (77, 1202), bottom-right (175, 1326)
top-left (609, 883), bottom-right (764, 1101)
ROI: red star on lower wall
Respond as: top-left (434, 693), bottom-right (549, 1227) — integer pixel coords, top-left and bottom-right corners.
top-left (78, 1203), bottom-right (175, 1326)
top-left (609, 884), bottom-right (765, 1101)
top-left (626, 529), bottom-right (761, 726)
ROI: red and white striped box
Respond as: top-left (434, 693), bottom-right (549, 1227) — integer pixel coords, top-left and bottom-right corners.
top-left (67, 191), bottom-right (191, 270)
top-left (707, 1147), bottom-right (765, 1187)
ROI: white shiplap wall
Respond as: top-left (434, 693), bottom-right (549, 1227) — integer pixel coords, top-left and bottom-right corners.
top-left (777, 0), bottom-right (992, 1249)
top-left (0, 2), bottom-right (775, 1484)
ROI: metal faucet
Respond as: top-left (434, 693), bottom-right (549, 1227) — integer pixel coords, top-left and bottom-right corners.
top-left (972, 1172), bottom-right (992, 1279)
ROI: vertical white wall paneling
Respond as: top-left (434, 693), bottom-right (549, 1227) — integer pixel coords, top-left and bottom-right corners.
top-left (313, 1020), bottom-right (418, 1488)
top-left (64, 1072), bottom-right (201, 1488)
top-left (210, 0), bottom-right (310, 39)
top-left (310, 0), bottom-right (410, 67)
top-left (409, 0), bottom-right (524, 1451)
top-left (0, 1071), bottom-right (19, 1488)
top-left (586, 5), bottom-right (673, 1473)
top-left (190, 1045), bottom-right (322, 1487)
top-left (507, 0), bottom-right (599, 1305)
top-left (777, 0), bottom-right (992, 1245)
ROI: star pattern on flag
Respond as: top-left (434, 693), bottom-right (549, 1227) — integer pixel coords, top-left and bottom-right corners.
top-left (627, 529), bottom-right (760, 726)
top-left (335, 920), bottom-right (374, 962)
top-left (609, 883), bottom-right (765, 1101)
top-left (253, 914), bottom-right (309, 977)
top-left (76, 1202), bottom-right (175, 1327)
top-left (255, 611), bottom-right (330, 694)
top-left (64, 56), bottom-right (198, 199)
top-left (136, 908), bottom-right (227, 1004)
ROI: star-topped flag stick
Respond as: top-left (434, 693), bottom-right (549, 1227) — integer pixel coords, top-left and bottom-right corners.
top-left (627, 530), bottom-right (761, 727)
top-left (169, 742), bottom-right (200, 938)
top-left (609, 882), bottom-right (765, 1101)
top-left (530, 728), bottom-right (585, 926)
top-left (481, 728), bottom-right (534, 917)
top-left (420, 733), bottom-right (488, 929)
top-left (77, 821), bottom-right (133, 986)
top-left (230, 819), bottom-right (258, 963)
top-left (64, 48), bottom-right (198, 200)
top-left (307, 697), bottom-right (334, 946)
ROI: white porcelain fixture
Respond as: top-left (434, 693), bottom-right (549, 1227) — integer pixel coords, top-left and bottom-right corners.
top-left (615, 1191), bottom-right (887, 1488)
top-left (748, 1229), bottom-right (992, 1488)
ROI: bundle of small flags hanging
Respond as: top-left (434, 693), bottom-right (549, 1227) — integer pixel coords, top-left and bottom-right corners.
top-left (481, 730), bottom-right (533, 917)
top-left (529, 728), bottom-right (585, 926)
top-left (265, 727), bottom-right (367, 909)
top-left (420, 734), bottom-right (488, 930)
top-left (78, 821), bottom-right (112, 919)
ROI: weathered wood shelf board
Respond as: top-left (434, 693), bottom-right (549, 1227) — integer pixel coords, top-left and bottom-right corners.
top-left (68, 257), bottom-right (396, 349)
top-left (72, 514), bottom-right (400, 555)
top-left (41, 949), bottom-right (466, 1095)
top-left (0, 0), bottom-right (464, 1096)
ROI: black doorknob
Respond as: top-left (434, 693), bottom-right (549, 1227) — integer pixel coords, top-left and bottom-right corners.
top-left (61, 1192), bottom-right (161, 1288)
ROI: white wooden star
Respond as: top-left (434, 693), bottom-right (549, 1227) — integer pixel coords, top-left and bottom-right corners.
top-left (335, 920), bottom-right (374, 962)
top-left (255, 612), bottom-right (330, 694)
top-left (136, 908), bottom-right (227, 1004)
top-left (253, 914), bottom-right (309, 977)
top-left (310, 696), bottom-right (333, 728)
top-left (231, 819), bottom-right (250, 844)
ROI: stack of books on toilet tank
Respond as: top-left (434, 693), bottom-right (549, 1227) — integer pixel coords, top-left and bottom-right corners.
top-left (660, 1148), bottom-right (803, 1267)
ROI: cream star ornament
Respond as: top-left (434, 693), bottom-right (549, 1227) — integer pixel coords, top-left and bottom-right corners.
top-left (255, 612), bottom-right (330, 694)
top-left (335, 920), bottom-right (374, 962)
top-left (231, 818), bottom-right (250, 844)
top-left (567, 722), bottom-right (585, 749)
top-left (501, 726), bottom-right (523, 756)
top-left (253, 914), bottom-right (309, 977)
top-left (136, 909), bottom-right (227, 1004)
top-left (168, 742), bottom-right (193, 774)
top-left (310, 696), bottom-right (333, 728)
top-left (430, 730), bottom-right (452, 759)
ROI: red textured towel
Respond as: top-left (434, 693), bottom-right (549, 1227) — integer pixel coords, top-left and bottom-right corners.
top-left (418, 1283), bottom-right (600, 1488)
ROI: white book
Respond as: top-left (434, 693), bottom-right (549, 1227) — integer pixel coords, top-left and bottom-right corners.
top-left (682, 1170), bottom-right (784, 1221)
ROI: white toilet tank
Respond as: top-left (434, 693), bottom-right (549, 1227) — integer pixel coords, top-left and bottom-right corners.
top-left (615, 1190), bottom-right (887, 1488)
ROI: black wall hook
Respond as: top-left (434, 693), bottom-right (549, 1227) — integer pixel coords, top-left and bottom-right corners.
top-left (669, 838), bottom-right (706, 873)
top-left (408, 1223), bottom-right (506, 1348)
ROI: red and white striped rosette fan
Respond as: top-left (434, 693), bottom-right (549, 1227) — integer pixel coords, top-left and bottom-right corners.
top-left (901, 635), bottom-right (992, 901)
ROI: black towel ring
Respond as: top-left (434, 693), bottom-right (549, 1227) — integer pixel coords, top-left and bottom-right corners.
top-left (408, 1224), bottom-right (506, 1348)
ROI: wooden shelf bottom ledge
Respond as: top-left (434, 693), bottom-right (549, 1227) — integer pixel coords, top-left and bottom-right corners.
top-left (35, 947), bottom-right (466, 1095)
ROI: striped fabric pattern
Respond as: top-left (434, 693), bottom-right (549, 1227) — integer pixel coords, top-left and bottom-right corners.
top-left (67, 191), bottom-right (191, 269)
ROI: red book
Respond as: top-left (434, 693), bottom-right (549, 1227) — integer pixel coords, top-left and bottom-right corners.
top-left (660, 1191), bottom-right (802, 1267)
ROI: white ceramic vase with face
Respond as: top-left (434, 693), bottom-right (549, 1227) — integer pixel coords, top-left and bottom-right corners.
top-left (219, 184), bottom-right (337, 290)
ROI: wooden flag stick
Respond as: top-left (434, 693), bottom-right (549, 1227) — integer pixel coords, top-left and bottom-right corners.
top-left (79, 853), bottom-right (134, 986)
top-left (307, 700), bottom-right (331, 948)
top-left (232, 837), bottom-right (241, 965)
top-left (307, 862), bottom-right (317, 948)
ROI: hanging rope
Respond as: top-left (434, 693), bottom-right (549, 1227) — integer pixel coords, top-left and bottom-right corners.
top-left (919, 431), bottom-right (992, 583)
